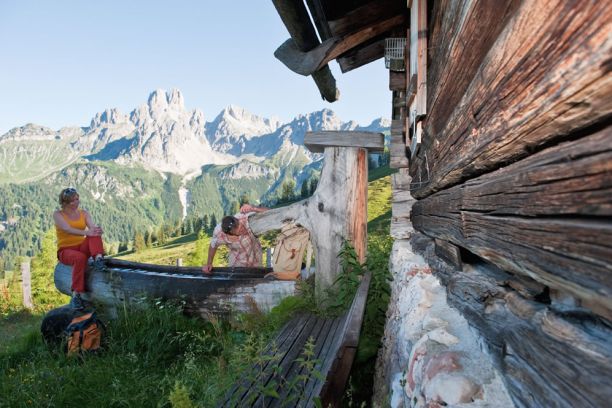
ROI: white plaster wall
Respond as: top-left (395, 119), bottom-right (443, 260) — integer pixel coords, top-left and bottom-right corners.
top-left (373, 239), bottom-right (514, 407)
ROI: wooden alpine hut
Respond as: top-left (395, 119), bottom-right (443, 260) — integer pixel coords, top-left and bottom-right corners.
top-left (269, 0), bottom-right (612, 406)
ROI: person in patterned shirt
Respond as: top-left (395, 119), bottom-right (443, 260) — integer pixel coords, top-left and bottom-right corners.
top-left (201, 204), bottom-right (268, 274)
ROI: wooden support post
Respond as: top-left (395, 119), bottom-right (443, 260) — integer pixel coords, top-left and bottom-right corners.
top-left (407, 0), bottom-right (427, 157)
top-left (389, 71), bottom-right (406, 91)
top-left (176, 258), bottom-right (183, 267)
top-left (21, 261), bottom-right (33, 309)
top-left (250, 131), bottom-right (383, 294)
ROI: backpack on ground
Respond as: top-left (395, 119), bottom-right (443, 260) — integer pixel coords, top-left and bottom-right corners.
top-left (268, 223), bottom-right (311, 280)
top-left (65, 310), bottom-right (104, 355)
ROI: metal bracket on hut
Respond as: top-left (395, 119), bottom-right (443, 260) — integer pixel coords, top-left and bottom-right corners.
top-left (249, 131), bottom-right (384, 295)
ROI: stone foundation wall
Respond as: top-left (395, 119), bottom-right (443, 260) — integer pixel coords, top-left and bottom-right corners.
top-left (373, 238), bottom-right (513, 407)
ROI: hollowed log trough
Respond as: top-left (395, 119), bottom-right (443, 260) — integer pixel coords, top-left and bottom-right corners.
top-left (54, 258), bottom-right (296, 316)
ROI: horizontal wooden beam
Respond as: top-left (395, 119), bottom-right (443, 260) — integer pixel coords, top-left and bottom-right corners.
top-left (275, 14), bottom-right (406, 76)
top-left (434, 238), bottom-right (462, 270)
top-left (304, 131), bottom-right (384, 153)
top-left (327, 0), bottom-right (405, 38)
top-left (338, 37), bottom-right (386, 73)
top-left (424, 247), bottom-right (612, 407)
top-left (411, 0), bottom-right (612, 198)
top-left (412, 127), bottom-right (612, 316)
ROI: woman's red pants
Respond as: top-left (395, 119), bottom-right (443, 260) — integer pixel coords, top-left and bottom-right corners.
top-left (57, 236), bottom-right (104, 293)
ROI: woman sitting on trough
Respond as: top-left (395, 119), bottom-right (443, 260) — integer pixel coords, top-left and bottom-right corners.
top-left (53, 187), bottom-right (105, 310)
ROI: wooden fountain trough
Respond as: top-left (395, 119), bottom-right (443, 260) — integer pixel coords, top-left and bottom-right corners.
top-left (54, 258), bottom-right (297, 316)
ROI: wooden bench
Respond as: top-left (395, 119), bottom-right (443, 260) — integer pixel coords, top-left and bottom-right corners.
top-left (222, 271), bottom-right (372, 407)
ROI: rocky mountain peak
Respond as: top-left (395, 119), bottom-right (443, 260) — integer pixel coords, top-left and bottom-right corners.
top-left (205, 105), bottom-right (283, 154)
top-left (145, 88), bottom-right (185, 119)
top-left (0, 123), bottom-right (57, 142)
top-left (359, 117), bottom-right (392, 131)
top-left (90, 108), bottom-right (128, 128)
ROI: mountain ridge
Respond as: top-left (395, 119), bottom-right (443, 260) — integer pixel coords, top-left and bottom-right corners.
top-left (1, 88), bottom-right (389, 181)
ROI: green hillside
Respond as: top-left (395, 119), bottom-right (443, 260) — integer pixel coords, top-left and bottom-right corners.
top-left (0, 139), bottom-right (79, 184)
top-left (0, 155), bottom-right (323, 271)
top-left (0, 170), bottom-right (393, 407)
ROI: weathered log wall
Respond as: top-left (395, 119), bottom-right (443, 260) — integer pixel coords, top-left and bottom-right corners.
top-left (413, 126), bottom-right (612, 318)
top-left (398, 0), bottom-right (612, 406)
top-left (415, 235), bottom-right (612, 408)
top-left (410, 0), bottom-right (612, 198)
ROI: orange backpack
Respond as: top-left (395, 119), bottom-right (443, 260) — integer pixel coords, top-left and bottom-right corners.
top-left (269, 223), bottom-right (311, 280)
top-left (65, 311), bottom-right (104, 355)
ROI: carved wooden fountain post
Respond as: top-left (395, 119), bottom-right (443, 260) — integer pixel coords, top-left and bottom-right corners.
top-left (249, 131), bottom-right (384, 295)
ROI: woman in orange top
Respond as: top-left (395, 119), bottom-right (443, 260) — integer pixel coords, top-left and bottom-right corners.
top-left (53, 187), bottom-right (105, 309)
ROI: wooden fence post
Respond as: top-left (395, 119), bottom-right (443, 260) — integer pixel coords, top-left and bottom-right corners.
top-left (21, 261), bottom-right (33, 309)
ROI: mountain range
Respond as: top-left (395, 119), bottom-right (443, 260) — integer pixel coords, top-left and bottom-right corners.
top-left (0, 89), bottom-right (389, 269)
top-left (0, 88), bottom-right (389, 180)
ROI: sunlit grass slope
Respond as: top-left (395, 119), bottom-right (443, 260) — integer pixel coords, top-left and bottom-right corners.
top-left (0, 166), bottom-right (395, 407)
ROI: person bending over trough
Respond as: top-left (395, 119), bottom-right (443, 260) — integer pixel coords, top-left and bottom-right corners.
top-left (201, 204), bottom-right (268, 275)
top-left (53, 187), bottom-right (105, 310)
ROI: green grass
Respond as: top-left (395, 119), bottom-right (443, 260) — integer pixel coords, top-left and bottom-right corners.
top-left (0, 172), bottom-right (394, 407)
top-left (115, 233), bottom-right (199, 265)
top-left (368, 164), bottom-right (396, 182)
top-left (0, 140), bottom-right (79, 184)
top-left (0, 301), bottom-right (294, 407)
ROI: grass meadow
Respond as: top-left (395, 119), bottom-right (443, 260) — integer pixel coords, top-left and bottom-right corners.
top-left (0, 170), bottom-right (394, 407)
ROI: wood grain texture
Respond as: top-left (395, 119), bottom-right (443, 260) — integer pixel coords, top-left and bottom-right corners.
top-left (327, 0), bottom-right (404, 38)
top-left (411, 0), bottom-right (612, 197)
top-left (389, 70), bottom-right (407, 91)
top-left (338, 37), bottom-right (385, 73)
top-left (250, 146), bottom-right (368, 292)
top-left (304, 131), bottom-right (384, 152)
top-left (271, 0), bottom-right (339, 101)
top-left (426, 0), bottom-right (521, 137)
top-left (413, 127), bottom-right (612, 317)
top-left (434, 238), bottom-right (462, 270)
top-left (419, 240), bottom-right (612, 408)
top-left (54, 262), bottom-right (295, 316)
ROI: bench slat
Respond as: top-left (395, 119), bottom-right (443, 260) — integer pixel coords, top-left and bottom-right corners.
top-left (224, 271), bottom-right (372, 407)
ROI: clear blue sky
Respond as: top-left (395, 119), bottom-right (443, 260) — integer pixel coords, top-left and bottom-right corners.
top-left (0, 1), bottom-right (390, 135)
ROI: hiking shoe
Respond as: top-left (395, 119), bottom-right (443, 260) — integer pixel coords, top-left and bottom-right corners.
top-left (70, 293), bottom-right (85, 310)
top-left (93, 256), bottom-right (105, 270)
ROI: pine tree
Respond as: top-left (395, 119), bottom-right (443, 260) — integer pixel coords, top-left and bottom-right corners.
top-left (309, 177), bottom-right (319, 195)
top-left (301, 180), bottom-right (309, 198)
top-left (134, 231), bottom-right (146, 252)
top-left (202, 215), bottom-right (209, 232)
top-left (157, 227), bottom-right (166, 245)
top-left (210, 214), bottom-right (218, 232)
top-left (145, 230), bottom-right (153, 248)
top-left (118, 242), bottom-right (129, 252)
top-left (31, 229), bottom-right (67, 308)
top-left (230, 201), bottom-right (240, 215)
top-left (280, 180), bottom-right (296, 203)
top-left (239, 193), bottom-right (251, 205)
